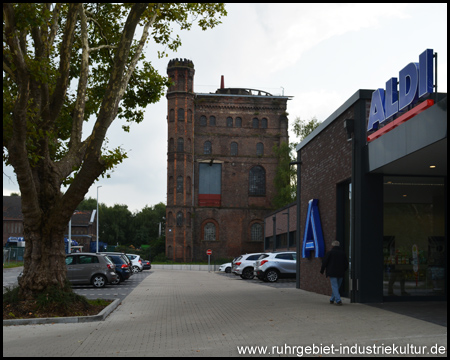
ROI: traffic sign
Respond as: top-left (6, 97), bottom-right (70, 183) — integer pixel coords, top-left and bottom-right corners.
top-left (206, 249), bottom-right (212, 255)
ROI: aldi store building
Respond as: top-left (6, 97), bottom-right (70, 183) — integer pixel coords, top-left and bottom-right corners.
top-left (294, 49), bottom-right (446, 303)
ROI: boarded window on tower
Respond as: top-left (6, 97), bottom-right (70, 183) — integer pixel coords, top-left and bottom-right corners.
top-left (199, 163), bottom-right (221, 207)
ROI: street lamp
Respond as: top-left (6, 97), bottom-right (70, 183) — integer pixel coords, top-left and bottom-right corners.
top-left (96, 185), bottom-right (102, 252)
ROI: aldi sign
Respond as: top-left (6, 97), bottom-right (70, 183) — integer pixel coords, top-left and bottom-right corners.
top-left (367, 49), bottom-right (434, 132)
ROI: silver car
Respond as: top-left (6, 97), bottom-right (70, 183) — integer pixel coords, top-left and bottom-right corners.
top-left (232, 253), bottom-right (269, 280)
top-left (254, 251), bottom-right (297, 282)
top-left (65, 253), bottom-right (118, 288)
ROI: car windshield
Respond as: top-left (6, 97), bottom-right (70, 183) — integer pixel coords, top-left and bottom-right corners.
top-left (109, 255), bottom-right (126, 264)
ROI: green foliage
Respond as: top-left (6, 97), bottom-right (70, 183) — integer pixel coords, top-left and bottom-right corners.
top-left (3, 286), bottom-right (21, 304)
top-left (272, 141), bottom-right (296, 208)
top-left (291, 116), bottom-right (321, 147)
top-left (77, 198), bottom-right (167, 259)
top-left (272, 116), bottom-right (321, 208)
top-left (3, 2), bottom-right (227, 195)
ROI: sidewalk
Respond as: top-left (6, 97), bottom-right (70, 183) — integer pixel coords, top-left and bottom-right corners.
top-left (3, 270), bottom-right (447, 357)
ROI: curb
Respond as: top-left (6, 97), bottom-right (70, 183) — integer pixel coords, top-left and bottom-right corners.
top-left (3, 298), bottom-right (121, 326)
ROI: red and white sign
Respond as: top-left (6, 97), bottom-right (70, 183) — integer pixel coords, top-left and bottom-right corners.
top-left (206, 249), bottom-right (212, 256)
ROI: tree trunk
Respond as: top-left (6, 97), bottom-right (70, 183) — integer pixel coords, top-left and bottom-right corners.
top-left (18, 201), bottom-right (71, 300)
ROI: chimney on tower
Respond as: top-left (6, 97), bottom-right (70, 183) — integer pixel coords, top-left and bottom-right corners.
top-left (220, 75), bottom-right (224, 89)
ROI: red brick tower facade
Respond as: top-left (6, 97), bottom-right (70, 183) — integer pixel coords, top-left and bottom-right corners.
top-left (166, 59), bottom-right (290, 261)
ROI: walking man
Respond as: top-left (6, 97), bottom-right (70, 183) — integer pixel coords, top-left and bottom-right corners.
top-left (320, 240), bottom-right (349, 305)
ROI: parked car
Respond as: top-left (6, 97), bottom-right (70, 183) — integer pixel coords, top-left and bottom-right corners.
top-left (100, 252), bottom-right (133, 270)
top-left (126, 254), bottom-right (144, 274)
top-left (254, 251), bottom-right (297, 282)
top-left (219, 262), bottom-right (232, 273)
top-left (105, 254), bottom-right (132, 284)
top-left (141, 259), bottom-right (152, 270)
top-left (65, 253), bottom-right (118, 288)
top-left (232, 253), bottom-right (269, 279)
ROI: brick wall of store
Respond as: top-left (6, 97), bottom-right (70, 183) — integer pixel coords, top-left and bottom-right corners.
top-left (265, 203), bottom-right (297, 238)
top-left (299, 106), bottom-right (354, 295)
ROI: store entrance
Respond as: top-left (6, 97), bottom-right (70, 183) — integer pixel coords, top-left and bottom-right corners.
top-left (383, 176), bottom-right (446, 299)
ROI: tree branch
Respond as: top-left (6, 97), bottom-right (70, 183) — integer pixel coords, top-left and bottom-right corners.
top-left (48, 3), bottom-right (80, 124)
top-left (118, 4), bottom-right (161, 101)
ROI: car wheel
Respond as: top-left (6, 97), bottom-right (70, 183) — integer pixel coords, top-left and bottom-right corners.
top-left (132, 266), bottom-right (140, 274)
top-left (242, 267), bottom-right (255, 280)
top-left (91, 274), bottom-right (107, 288)
top-left (265, 269), bottom-right (279, 282)
top-left (225, 267), bottom-right (231, 273)
top-left (110, 275), bottom-right (121, 285)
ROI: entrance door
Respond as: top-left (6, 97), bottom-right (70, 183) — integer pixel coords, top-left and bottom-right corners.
top-left (383, 176), bottom-right (446, 299)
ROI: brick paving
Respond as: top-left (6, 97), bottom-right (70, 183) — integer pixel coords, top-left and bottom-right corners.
top-left (3, 270), bottom-right (447, 357)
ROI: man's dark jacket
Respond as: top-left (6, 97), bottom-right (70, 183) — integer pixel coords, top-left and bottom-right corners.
top-left (320, 246), bottom-right (349, 278)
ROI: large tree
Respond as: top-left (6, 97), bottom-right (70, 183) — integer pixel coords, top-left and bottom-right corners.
top-left (3, 3), bottom-right (226, 299)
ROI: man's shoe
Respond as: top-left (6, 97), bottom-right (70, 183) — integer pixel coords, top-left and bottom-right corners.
top-left (330, 300), bottom-right (334, 304)
top-left (335, 301), bottom-right (342, 306)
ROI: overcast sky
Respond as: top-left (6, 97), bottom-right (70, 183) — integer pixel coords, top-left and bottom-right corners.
top-left (3, 3), bottom-right (448, 213)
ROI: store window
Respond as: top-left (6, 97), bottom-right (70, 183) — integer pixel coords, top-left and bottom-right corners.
top-left (383, 176), bottom-right (445, 297)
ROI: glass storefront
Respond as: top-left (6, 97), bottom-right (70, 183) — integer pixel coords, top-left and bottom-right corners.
top-left (383, 176), bottom-right (446, 297)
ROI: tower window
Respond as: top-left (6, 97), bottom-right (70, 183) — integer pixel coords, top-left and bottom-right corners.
top-left (176, 212), bottom-right (183, 226)
top-left (204, 222), bottom-right (216, 241)
top-left (177, 137), bottom-right (184, 152)
top-left (256, 142), bottom-right (264, 156)
top-left (200, 115), bottom-right (207, 126)
top-left (230, 142), bottom-right (238, 156)
top-left (177, 176), bottom-right (183, 193)
top-left (177, 108), bottom-right (184, 122)
top-left (251, 223), bottom-right (263, 242)
top-left (204, 141), bottom-right (212, 155)
top-left (249, 166), bottom-right (266, 196)
top-left (210, 116), bottom-right (216, 127)
top-left (261, 118), bottom-right (268, 128)
top-left (227, 117), bottom-right (233, 127)
top-left (235, 117), bottom-right (242, 128)
top-left (252, 118), bottom-right (259, 128)
top-left (169, 109), bottom-right (175, 122)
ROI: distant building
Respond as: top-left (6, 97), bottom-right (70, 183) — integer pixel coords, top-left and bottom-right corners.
top-left (166, 59), bottom-right (291, 262)
top-left (2, 195), bottom-right (97, 250)
top-left (3, 196), bottom-right (24, 246)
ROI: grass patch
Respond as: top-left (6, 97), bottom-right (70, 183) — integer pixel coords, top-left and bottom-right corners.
top-left (3, 283), bottom-right (113, 320)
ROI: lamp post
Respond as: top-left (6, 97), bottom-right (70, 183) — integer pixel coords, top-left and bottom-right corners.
top-left (96, 185), bottom-right (102, 252)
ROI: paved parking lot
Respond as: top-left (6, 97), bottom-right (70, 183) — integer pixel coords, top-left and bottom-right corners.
top-left (3, 269), bottom-right (447, 357)
top-left (72, 270), bottom-right (152, 301)
top-left (218, 271), bottom-right (297, 289)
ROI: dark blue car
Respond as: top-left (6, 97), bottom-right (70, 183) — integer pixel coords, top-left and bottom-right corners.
top-left (106, 254), bottom-right (131, 284)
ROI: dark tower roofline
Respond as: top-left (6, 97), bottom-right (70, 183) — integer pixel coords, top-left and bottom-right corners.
top-left (167, 58), bottom-right (194, 69)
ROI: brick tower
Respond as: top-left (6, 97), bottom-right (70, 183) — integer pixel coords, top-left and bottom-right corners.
top-left (166, 59), bottom-right (290, 262)
top-left (166, 58), bottom-right (195, 262)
